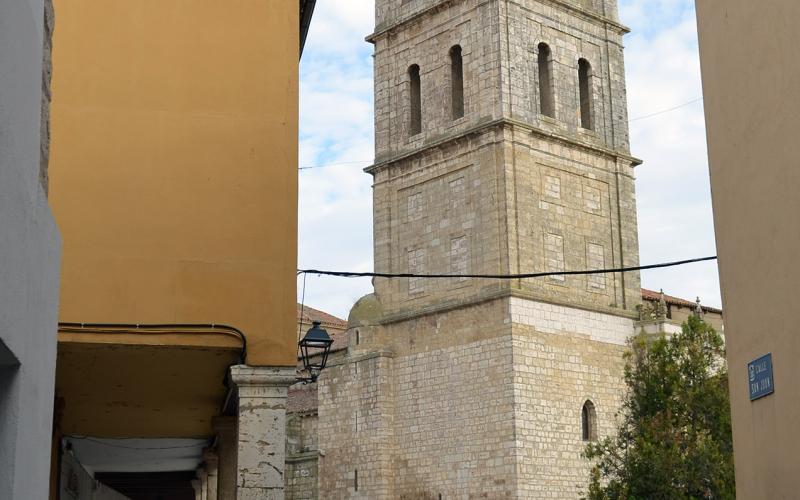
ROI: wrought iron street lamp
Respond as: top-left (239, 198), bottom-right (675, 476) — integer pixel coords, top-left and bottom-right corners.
top-left (298, 321), bottom-right (333, 383)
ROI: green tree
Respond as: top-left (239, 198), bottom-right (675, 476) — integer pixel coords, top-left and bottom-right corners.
top-left (584, 314), bottom-right (735, 499)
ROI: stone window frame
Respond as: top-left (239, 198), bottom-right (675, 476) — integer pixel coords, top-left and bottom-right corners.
top-left (585, 240), bottom-right (607, 293)
top-left (577, 57), bottom-right (595, 131)
top-left (449, 45), bottom-right (465, 120)
top-left (449, 233), bottom-right (470, 284)
top-left (405, 191), bottom-right (425, 222)
top-left (408, 63), bottom-right (422, 137)
top-left (407, 246), bottom-right (427, 296)
top-left (582, 183), bottom-right (603, 215)
top-left (536, 42), bottom-right (556, 119)
top-left (543, 231), bottom-right (567, 285)
top-left (543, 173), bottom-right (562, 201)
top-left (582, 400), bottom-right (598, 441)
top-left (448, 176), bottom-right (467, 211)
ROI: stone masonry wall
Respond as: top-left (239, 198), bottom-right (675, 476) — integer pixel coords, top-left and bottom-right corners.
top-left (373, 0), bottom-right (503, 162)
top-left (319, 299), bottom-right (520, 498)
top-left (317, 0), bottom-right (642, 497)
top-left (318, 296), bottom-right (634, 498)
top-left (286, 412), bottom-right (319, 500)
top-left (506, 127), bottom-right (641, 311)
top-left (319, 352), bottom-right (397, 498)
top-left (372, 132), bottom-right (510, 315)
top-left (372, 0), bottom-right (633, 160)
top-left (501, 0), bottom-right (632, 151)
top-left (509, 297), bottom-right (630, 497)
top-left (370, 0), bottom-right (641, 318)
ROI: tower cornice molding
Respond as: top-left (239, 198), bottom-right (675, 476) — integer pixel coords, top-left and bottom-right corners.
top-left (375, 288), bottom-right (639, 327)
top-left (366, 117), bottom-right (641, 177)
top-left (366, 0), bottom-right (630, 45)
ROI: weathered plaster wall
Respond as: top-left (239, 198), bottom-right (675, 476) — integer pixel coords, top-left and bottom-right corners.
top-left (60, 451), bottom-right (130, 500)
top-left (696, 0), bottom-right (800, 496)
top-left (49, 0), bottom-right (300, 366)
top-left (0, 0), bottom-right (62, 497)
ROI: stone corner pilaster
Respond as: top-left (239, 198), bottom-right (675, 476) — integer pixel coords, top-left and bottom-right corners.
top-left (231, 365), bottom-right (298, 500)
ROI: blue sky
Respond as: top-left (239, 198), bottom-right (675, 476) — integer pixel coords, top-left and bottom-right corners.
top-left (297, 0), bottom-right (719, 319)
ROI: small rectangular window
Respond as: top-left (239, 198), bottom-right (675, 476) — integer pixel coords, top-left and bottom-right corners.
top-left (578, 59), bottom-right (593, 130)
top-left (450, 46), bottom-right (464, 119)
top-left (408, 247), bottom-right (427, 295)
top-left (544, 233), bottom-right (566, 283)
top-left (409, 65), bottom-right (422, 135)
top-left (538, 43), bottom-right (555, 118)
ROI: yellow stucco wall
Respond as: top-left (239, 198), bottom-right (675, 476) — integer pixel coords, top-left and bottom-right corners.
top-left (49, 0), bottom-right (299, 366)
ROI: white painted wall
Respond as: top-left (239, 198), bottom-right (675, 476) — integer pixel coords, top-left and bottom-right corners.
top-left (0, 0), bottom-right (62, 497)
top-left (60, 452), bottom-right (131, 500)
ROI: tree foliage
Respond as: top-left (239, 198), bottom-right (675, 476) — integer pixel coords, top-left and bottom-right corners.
top-left (584, 315), bottom-right (735, 499)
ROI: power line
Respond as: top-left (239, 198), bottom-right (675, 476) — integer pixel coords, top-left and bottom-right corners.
top-left (298, 98), bottom-right (705, 172)
top-left (298, 255), bottom-right (717, 280)
top-left (629, 97), bottom-right (703, 122)
top-left (299, 160), bottom-right (372, 171)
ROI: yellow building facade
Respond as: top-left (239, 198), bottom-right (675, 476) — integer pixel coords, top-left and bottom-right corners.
top-left (48, 0), bottom-right (314, 497)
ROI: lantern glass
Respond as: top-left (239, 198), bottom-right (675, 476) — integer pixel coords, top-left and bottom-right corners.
top-left (299, 321), bottom-right (333, 381)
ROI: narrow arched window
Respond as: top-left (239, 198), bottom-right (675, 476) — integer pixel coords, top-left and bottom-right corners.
top-left (582, 400), bottom-right (597, 441)
top-left (578, 58), bottom-right (593, 130)
top-left (450, 45), bottom-right (464, 120)
top-left (537, 43), bottom-right (555, 118)
top-left (408, 64), bottom-right (422, 135)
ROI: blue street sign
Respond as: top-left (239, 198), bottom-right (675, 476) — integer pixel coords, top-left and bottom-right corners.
top-left (748, 353), bottom-right (774, 401)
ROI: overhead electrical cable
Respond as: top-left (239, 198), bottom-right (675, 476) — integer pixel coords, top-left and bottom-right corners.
top-left (628, 97), bottom-right (704, 122)
top-left (297, 255), bottom-right (717, 280)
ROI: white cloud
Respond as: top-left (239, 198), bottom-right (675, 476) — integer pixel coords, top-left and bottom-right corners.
top-left (298, 0), bottom-right (722, 318)
top-left (621, 3), bottom-right (721, 308)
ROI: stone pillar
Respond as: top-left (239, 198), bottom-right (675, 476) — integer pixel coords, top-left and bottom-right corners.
top-left (192, 479), bottom-right (202, 500)
top-left (197, 468), bottom-right (209, 500)
top-left (204, 449), bottom-right (220, 500)
top-left (230, 365), bottom-right (296, 500)
top-left (213, 416), bottom-right (238, 500)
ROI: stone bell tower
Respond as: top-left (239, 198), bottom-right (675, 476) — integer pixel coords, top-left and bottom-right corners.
top-left (318, 0), bottom-right (641, 497)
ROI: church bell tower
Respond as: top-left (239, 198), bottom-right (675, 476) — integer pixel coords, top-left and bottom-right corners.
top-left (318, 1), bottom-right (642, 497)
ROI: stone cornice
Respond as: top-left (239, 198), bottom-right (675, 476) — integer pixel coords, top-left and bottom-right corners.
top-left (326, 349), bottom-right (395, 369)
top-left (366, 0), bottom-right (630, 44)
top-left (229, 365), bottom-right (297, 388)
top-left (377, 287), bottom-right (639, 326)
top-left (286, 451), bottom-right (320, 463)
top-left (366, 117), bottom-right (641, 177)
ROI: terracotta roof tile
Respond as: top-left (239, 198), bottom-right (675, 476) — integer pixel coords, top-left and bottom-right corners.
top-left (641, 288), bottom-right (722, 314)
top-left (296, 304), bottom-right (347, 329)
top-left (287, 383), bottom-right (317, 414)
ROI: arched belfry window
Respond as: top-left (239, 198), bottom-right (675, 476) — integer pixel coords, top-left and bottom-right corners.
top-left (537, 43), bottom-right (555, 118)
top-left (450, 45), bottom-right (464, 120)
top-left (408, 64), bottom-right (422, 136)
top-left (578, 58), bottom-right (593, 130)
top-left (582, 400), bottom-right (597, 441)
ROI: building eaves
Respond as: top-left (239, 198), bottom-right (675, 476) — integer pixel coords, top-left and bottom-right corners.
top-left (299, 0), bottom-right (317, 58)
top-left (296, 304), bottom-right (348, 329)
top-left (641, 288), bottom-right (723, 315)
